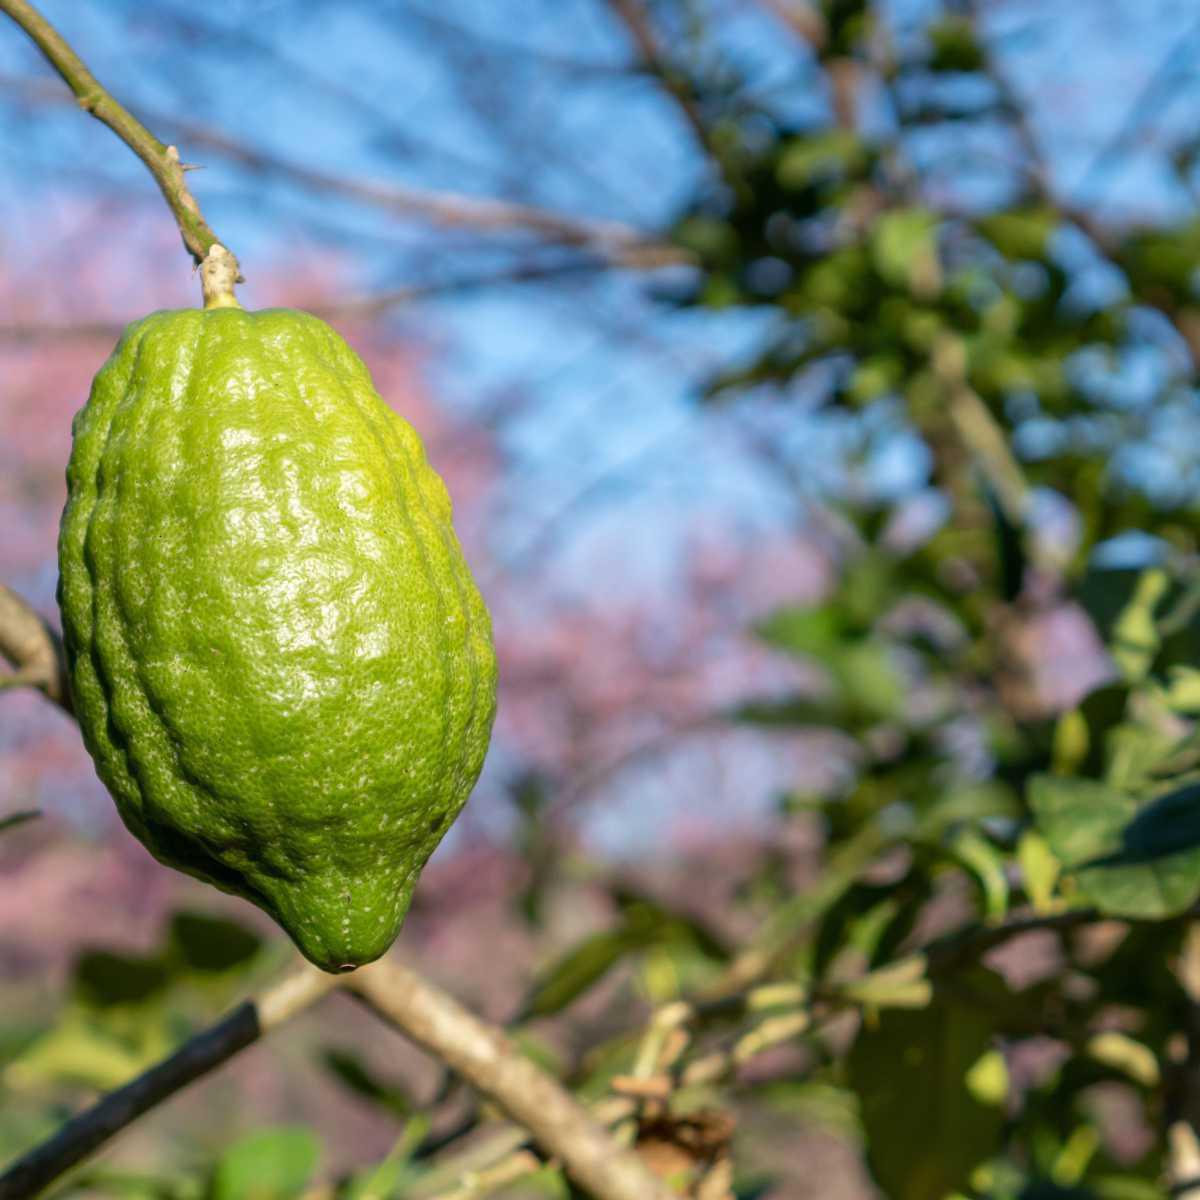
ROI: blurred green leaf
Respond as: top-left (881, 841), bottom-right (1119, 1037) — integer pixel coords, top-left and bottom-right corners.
top-left (849, 997), bottom-right (1005, 1200)
top-left (755, 604), bottom-right (844, 656)
top-left (168, 911), bottom-right (262, 974)
top-left (5, 1014), bottom-right (148, 1091)
top-left (521, 931), bottom-right (633, 1019)
top-left (1030, 775), bottom-right (1200, 917)
top-left (0, 809), bottom-right (39, 834)
top-left (977, 208), bottom-right (1059, 260)
top-left (928, 16), bottom-right (985, 72)
top-left (210, 1128), bottom-right (320, 1200)
top-left (775, 130), bottom-right (864, 190)
top-left (871, 208), bottom-right (940, 294)
top-left (321, 1047), bottom-right (411, 1117)
top-left (73, 951), bottom-right (171, 1009)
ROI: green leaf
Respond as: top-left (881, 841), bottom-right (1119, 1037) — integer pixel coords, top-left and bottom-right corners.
top-left (840, 954), bottom-right (932, 1009)
top-left (927, 17), bottom-right (985, 72)
top-left (775, 129), bottom-right (864, 190)
top-left (849, 997), bottom-right (1005, 1200)
top-left (871, 208), bottom-right (940, 295)
top-left (831, 640), bottom-right (905, 721)
top-left (210, 1128), bottom-right (320, 1200)
top-left (977, 207), bottom-right (1059, 260)
top-left (73, 950), bottom-right (171, 1009)
top-left (0, 809), bottom-right (39, 834)
top-left (755, 604), bottom-right (844, 657)
top-left (169, 911), bottom-right (263, 974)
top-left (520, 931), bottom-right (633, 1019)
top-left (1029, 776), bottom-right (1200, 918)
top-left (947, 828), bottom-right (1009, 921)
top-left (730, 693), bottom-right (845, 727)
top-left (321, 1048), bottom-right (411, 1117)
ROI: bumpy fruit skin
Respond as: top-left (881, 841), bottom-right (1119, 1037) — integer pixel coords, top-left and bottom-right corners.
top-left (58, 307), bottom-right (497, 972)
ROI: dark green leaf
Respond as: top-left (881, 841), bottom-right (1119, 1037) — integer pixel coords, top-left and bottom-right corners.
top-left (320, 1048), bottom-right (411, 1117)
top-left (1029, 775), bottom-right (1200, 917)
top-left (169, 911), bottom-right (263, 973)
top-left (755, 604), bottom-right (844, 657)
top-left (848, 996), bottom-right (1005, 1199)
top-left (0, 809), bottom-right (39, 834)
top-left (520, 932), bottom-right (633, 1019)
top-left (73, 951), bottom-right (171, 1009)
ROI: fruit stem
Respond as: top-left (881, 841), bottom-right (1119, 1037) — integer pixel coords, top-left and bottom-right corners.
top-left (201, 244), bottom-right (241, 309)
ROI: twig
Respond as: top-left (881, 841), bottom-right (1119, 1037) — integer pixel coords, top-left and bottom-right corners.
top-left (0, 964), bottom-right (338, 1200)
top-left (348, 960), bottom-right (678, 1200)
top-left (0, 583), bottom-right (71, 712)
top-left (0, 0), bottom-right (235, 277)
top-left (428, 1149), bottom-right (542, 1200)
top-left (751, 0), bottom-right (827, 50)
top-left (604, 0), bottom-right (713, 157)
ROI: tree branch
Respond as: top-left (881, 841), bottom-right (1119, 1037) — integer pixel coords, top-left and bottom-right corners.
top-left (0, 0), bottom-right (236, 279)
top-left (349, 960), bottom-right (678, 1200)
top-left (0, 578), bottom-right (676, 1199)
top-left (0, 65), bottom-right (691, 271)
top-left (0, 964), bottom-right (339, 1200)
top-left (0, 583), bottom-right (71, 712)
top-left (604, 0), bottom-right (714, 157)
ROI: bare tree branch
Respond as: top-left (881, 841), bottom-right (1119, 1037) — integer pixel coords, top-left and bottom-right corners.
top-left (0, 0), bottom-right (236, 276)
top-left (604, 0), bottom-right (714, 156)
top-left (751, 0), bottom-right (827, 50)
top-left (0, 964), bottom-right (339, 1200)
top-left (0, 577), bottom-right (678, 1198)
top-left (0, 67), bottom-right (690, 270)
top-left (349, 960), bottom-right (679, 1200)
top-left (0, 583), bottom-right (71, 712)
top-left (0, 255), bottom-right (652, 343)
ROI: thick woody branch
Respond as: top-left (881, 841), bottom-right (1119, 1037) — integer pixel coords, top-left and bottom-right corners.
top-left (0, 0), bottom-right (237, 280)
top-left (0, 965), bottom-right (338, 1200)
top-left (0, 583), bottom-right (71, 712)
top-left (349, 960), bottom-right (678, 1200)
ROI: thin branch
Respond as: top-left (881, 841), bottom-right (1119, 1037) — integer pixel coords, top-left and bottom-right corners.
top-left (0, 0), bottom-right (235, 274)
top-left (349, 960), bottom-right (678, 1200)
top-left (0, 583), bottom-right (71, 712)
top-left (0, 580), bottom-right (673, 1199)
top-left (0, 67), bottom-right (690, 270)
top-left (0, 256), bottom-right (646, 344)
top-left (1071, 14), bottom-right (1200, 206)
top-left (0, 965), bottom-right (338, 1200)
top-left (751, 0), bottom-right (827, 50)
top-left (604, 0), bottom-right (713, 156)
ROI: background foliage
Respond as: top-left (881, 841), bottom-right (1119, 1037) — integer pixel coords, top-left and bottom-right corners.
top-left (8, 0), bottom-right (1200, 1196)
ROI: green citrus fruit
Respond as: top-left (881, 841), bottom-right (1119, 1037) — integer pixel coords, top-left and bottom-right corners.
top-left (58, 306), bottom-right (497, 972)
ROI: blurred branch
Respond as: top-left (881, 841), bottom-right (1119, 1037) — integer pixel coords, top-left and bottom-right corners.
top-left (1072, 15), bottom-right (1200, 205)
top-left (933, 332), bottom-right (1030, 526)
top-left (0, 0), bottom-right (236, 274)
top-left (604, 0), bottom-right (713, 156)
top-left (0, 255), bottom-right (640, 344)
top-left (349, 960), bottom-right (678, 1200)
top-left (752, 0), bottom-right (827, 50)
top-left (967, 2), bottom-right (1200, 365)
top-left (0, 70), bottom-right (690, 269)
top-left (0, 949), bottom-right (679, 1200)
top-left (0, 964), bottom-right (338, 1200)
top-left (0, 583), bottom-right (71, 712)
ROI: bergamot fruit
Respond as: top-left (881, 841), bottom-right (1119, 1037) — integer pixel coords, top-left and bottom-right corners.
top-left (57, 305), bottom-right (497, 972)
